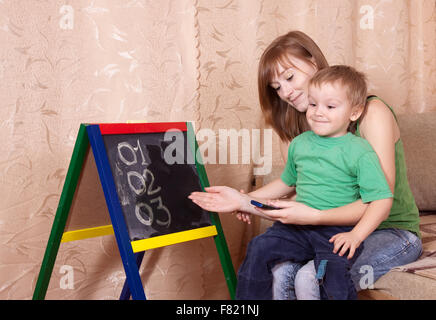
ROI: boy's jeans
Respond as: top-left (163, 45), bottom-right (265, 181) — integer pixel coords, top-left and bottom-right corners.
top-left (272, 227), bottom-right (422, 300)
top-left (236, 222), bottom-right (362, 300)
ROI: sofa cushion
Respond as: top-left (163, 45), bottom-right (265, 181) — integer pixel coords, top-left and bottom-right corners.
top-left (360, 213), bottom-right (436, 299)
top-left (397, 112), bottom-right (436, 212)
top-left (364, 268), bottom-right (436, 299)
top-left (390, 213), bottom-right (436, 274)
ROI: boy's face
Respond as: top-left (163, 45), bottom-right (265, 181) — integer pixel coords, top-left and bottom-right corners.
top-left (307, 82), bottom-right (363, 138)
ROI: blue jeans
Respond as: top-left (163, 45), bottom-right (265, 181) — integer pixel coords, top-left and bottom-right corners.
top-left (272, 228), bottom-right (423, 300)
top-left (236, 222), bottom-right (362, 300)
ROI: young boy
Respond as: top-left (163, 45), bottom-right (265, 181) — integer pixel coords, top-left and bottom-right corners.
top-left (190, 65), bottom-right (393, 300)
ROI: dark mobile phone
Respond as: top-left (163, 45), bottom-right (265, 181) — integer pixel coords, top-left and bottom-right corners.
top-left (250, 200), bottom-right (279, 210)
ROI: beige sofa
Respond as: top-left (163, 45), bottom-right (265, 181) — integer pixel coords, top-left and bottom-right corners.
top-left (254, 111), bottom-right (436, 300)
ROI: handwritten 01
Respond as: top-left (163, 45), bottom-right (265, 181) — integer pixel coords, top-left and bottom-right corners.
top-left (117, 139), bottom-right (171, 228)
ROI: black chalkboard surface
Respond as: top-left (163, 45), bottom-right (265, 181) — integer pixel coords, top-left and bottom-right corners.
top-left (102, 130), bottom-right (211, 241)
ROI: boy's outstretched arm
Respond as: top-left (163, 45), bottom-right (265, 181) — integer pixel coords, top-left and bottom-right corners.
top-left (188, 179), bottom-right (294, 219)
top-left (189, 186), bottom-right (272, 219)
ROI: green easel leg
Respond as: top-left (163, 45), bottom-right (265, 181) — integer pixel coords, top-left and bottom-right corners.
top-left (209, 213), bottom-right (238, 299)
top-left (186, 122), bottom-right (237, 299)
top-left (33, 124), bottom-right (89, 300)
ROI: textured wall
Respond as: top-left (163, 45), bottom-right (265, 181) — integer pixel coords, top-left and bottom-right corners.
top-left (0, 0), bottom-right (435, 299)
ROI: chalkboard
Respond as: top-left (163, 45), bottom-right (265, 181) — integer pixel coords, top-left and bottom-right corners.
top-left (102, 129), bottom-right (211, 241)
top-left (33, 122), bottom-right (236, 301)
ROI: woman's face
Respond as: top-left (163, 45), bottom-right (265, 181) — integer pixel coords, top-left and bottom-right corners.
top-left (269, 56), bottom-right (318, 113)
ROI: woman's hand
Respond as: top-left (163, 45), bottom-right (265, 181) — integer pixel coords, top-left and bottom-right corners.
top-left (258, 199), bottom-right (321, 225)
top-left (188, 186), bottom-right (246, 213)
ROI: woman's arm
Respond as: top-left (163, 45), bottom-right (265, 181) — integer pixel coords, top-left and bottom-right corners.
top-left (358, 98), bottom-right (399, 193)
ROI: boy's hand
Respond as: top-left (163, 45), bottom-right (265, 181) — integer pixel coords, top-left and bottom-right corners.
top-left (236, 212), bottom-right (252, 224)
top-left (188, 186), bottom-right (245, 213)
top-left (259, 200), bottom-right (321, 225)
top-left (234, 189), bottom-right (252, 224)
top-left (329, 231), bottom-right (363, 260)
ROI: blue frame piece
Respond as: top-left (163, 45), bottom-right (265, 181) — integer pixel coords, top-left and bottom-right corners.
top-left (86, 125), bottom-right (146, 300)
top-left (119, 251), bottom-right (145, 300)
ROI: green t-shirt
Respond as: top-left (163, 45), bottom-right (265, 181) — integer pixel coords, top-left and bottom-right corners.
top-left (356, 96), bottom-right (421, 237)
top-left (280, 131), bottom-right (393, 211)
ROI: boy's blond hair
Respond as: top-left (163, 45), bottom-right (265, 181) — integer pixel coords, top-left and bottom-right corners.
top-left (309, 65), bottom-right (368, 109)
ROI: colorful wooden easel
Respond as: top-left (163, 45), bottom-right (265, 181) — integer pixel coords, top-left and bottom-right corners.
top-left (32, 122), bottom-right (237, 300)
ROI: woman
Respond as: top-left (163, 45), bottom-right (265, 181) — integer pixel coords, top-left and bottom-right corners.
top-left (189, 30), bottom-right (422, 299)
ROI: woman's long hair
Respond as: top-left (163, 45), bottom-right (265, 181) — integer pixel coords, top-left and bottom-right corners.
top-left (258, 31), bottom-right (329, 142)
